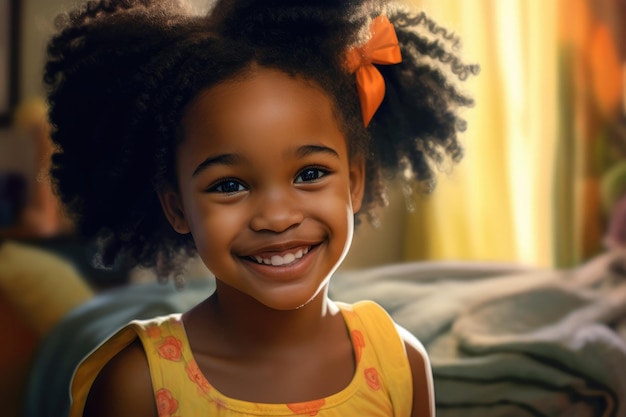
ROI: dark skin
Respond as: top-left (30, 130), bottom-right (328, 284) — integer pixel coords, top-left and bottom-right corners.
top-left (84, 290), bottom-right (433, 416)
top-left (84, 286), bottom-right (355, 414)
top-left (182, 284), bottom-right (355, 404)
top-left (83, 68), bottom-right (434, 416)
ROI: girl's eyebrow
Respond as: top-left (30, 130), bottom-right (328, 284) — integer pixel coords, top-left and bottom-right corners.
top-left (295, 144), bottom-right (340, 159)
top-left (192, 153), bottom-right (241, 177)
top-left (192, 145), bottom-right (339, 177)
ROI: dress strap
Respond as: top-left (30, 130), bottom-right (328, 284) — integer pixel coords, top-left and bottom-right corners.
top-left (351, 300), bottom-right (413, 417)
top-left (69, 314), bottom-right (184, 417)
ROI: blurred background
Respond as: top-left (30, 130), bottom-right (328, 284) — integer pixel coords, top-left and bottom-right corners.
top-left (352, 0), bottom-right (626, 271)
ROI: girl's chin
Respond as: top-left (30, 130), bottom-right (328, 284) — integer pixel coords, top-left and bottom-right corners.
top-left (249, 284), bottom-right (328, 312)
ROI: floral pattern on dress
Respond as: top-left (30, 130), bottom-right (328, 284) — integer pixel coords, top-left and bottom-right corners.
top-left (155, 388), bottom-right (179, 417)
top-left (185, 358), bottom-right (212, 395)
top-left (145, 324), bottom-right (162, 339)
top-left (286, 398), bottom-right (326, 416)
top-left (158, 336), bottom-right (183, 361)
top-left (364, 367), bottom-right (380, 391)
top-left (134, 304), bottom-right (400, 416)
top-left (351, 329), bottom-right (365, 365)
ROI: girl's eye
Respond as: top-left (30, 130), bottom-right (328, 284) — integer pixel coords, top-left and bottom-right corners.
top-left (208, 179), bottom-right (246, 194)
top-left (295, 168), bottom-right (328, 183)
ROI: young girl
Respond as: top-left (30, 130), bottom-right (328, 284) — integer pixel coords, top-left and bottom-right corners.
top-left (45, 0), bottom-right (477, 415)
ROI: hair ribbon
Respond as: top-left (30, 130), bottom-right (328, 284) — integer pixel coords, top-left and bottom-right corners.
top-left (346, 15), bottom-right (402, 127)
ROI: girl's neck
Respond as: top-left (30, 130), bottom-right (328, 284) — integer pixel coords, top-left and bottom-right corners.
top-left (182, 280), bottom-right (355, 404)
top-left (189, 281), bottom-right (340, 360)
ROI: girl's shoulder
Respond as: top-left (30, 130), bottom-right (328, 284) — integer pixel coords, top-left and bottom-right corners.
top-left (396, 325), bottom-right (435, 417)
top-left (82, 339), bottom-right (157, 417)
top-left (337, 300), bottom-right (434, 417)
top-left (70, 315), bottom-right (183, 417)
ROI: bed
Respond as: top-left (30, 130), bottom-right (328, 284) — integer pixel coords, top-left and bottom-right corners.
top-left (16, 245), bottom-right (626, 417)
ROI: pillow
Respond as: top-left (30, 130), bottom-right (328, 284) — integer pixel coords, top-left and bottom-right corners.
top-left (0, 240), bottom-right (94, 336)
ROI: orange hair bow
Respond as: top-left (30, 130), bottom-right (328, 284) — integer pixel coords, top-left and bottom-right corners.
top-left (346, 15), bottom-right (402, 127)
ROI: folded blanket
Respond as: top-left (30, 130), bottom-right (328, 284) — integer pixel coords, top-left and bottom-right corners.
top-left (331, 250), bottom-right (626, 417)
top-left (0, 240), bottom-right (93, 336)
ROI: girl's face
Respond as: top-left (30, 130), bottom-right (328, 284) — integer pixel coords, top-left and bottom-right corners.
top-left (159, 68), bottom-right (365, 311)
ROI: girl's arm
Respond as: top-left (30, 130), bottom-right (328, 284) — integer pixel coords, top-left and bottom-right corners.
top-left (83, 339), bottom-right (158, 417)
top-left (397, 325), bottom-right (436, 417)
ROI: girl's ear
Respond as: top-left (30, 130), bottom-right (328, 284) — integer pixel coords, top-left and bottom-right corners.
top-left (349, 155), bottom-right (366, 214)
top-left (157, 187), bottom-right (190, 234)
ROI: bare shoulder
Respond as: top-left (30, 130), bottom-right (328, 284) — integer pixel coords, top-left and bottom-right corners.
top-left (396, 325), bottom-right (435, 417)
top-left (83, 338), bottom-right (157, 417)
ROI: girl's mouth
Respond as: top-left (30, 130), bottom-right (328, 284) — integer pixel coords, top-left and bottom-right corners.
top-left (248, 246), bottom-right (311, 266)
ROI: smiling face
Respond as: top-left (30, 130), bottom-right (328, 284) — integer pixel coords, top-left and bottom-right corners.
top-left (159, 67), bottom-right (365, 311)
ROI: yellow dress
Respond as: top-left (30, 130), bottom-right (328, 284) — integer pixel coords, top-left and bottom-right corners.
top-left (69, 300), bottom-right (413, 416)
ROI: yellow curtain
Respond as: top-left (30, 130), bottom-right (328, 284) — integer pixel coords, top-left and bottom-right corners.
top-left (401, 0), bottom-right (559, 267)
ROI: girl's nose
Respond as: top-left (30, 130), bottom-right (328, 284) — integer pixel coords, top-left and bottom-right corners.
top-left (249, 188), bottom-right (304, 233)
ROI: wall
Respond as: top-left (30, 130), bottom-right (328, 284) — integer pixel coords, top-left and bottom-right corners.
top-left (19, 0), bottom-right (212, 101)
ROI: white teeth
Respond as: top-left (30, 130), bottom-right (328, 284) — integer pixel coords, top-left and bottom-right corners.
top-left (270, 255), bottom-right (285, 266)
top-left (251, 247), bottom-right (310, 266)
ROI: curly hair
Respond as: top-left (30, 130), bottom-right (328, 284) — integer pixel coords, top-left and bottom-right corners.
top-left (44, 0), bottom-right (478, 276)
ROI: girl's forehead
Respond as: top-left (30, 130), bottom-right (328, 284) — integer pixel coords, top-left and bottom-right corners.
top-left (177, 67), bottom-right (349, 160)
top-left (183, 69), bottom-right (342, 136)
top-left (188, 68), bottom-right (330, 113)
